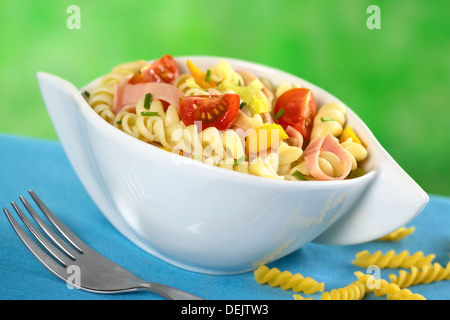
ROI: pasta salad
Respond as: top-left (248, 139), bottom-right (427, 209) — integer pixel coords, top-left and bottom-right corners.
top-left (85, 54), bottom-right (368, 181)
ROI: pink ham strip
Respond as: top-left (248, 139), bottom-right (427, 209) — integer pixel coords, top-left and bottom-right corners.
top-left (303, 134), bottom-right (352, 181)
top-left (285, 125), bottom-right (304, 148)
top-left (113, 80), bottom-right (183, 114)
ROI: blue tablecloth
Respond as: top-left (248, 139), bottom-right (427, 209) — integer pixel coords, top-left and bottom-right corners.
top-left (1, 133), bottom-right (449, 300)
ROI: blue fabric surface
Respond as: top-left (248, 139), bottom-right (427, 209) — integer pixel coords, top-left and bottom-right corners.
top-left (1, 133), bottom-right (449, 300)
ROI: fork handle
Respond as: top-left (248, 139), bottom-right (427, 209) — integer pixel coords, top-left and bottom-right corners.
top-left (136, 282), bottom-right (204, 300)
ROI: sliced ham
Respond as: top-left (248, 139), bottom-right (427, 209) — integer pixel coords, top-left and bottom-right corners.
top-left (303, 134), bottom-right (352, 181)
top-left (262, 112), bottom-right (275, 124)
top-left (285, 125), bottom-right (304, 148)
top-left (113, 80), bottom-right (183, 114)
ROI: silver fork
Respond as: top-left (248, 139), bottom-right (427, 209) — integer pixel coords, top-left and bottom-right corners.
top-left (3, 190), bottom-right (204, 300)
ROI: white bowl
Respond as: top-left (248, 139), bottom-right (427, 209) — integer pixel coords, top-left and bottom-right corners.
top-left (37, 56), bottom-right (428, 274)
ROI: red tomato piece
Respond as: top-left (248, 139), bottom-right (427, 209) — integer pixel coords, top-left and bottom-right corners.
top-left (273, 88), bottom-right (317, 141)
top-left (141, 54), bottom-right (179, 84)
top-left (179, 94), bottom-right (240, 130)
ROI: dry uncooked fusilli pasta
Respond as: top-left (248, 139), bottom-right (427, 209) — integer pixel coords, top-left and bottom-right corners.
top-left (254, 265), bottom-right (324, 294)
top-left (354, 271), bottom-right (426, 300)
top-left (377, 226), bottom-right (416, 241)
top-left (294, 280), bottom-right (366, 300)
top-left (388, 262), bottom-right (450, 288)
top-left (352, 250), bottom-right (435, 269)
top-left (321, 280), bottom-right (366, 300)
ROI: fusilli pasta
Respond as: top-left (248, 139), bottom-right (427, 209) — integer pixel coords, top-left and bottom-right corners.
top-left (310, 102), bottom-right (346, 141)
top-left (288, 148), bottom-right (348, 180)
top-left (388, 262), bottom-right (450, 288)
top-left (352, 250), bottom-right (435, 269)
top-left (354, 271), bottom-right (426, 300)
top-left (341, 139), bottom-right (368, 171)
top-left (320, 280), bottom-right (366, 300)
top-left (88, 60), bottom-right (147, 124)
top-left (254, 265), bottom-right (324, 294)
top-left (378, 226), bottom-right (416, 241)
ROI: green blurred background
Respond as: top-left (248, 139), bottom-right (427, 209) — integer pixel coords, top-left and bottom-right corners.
top-left (1, 0), bottom-right (449, 196)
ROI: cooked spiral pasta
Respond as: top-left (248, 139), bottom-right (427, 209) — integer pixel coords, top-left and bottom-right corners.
top-left (114, 110), bottom-right (140, 139)
top-left (310, 102), bottom-right (347, 141)
top-left (352, 250), bottom-right (435, 269)
top-left (378, 226), bottom-right (416, 241)
top-left (388, 262), bottom-right (450, 288)
top-left (354, 271), bottom-right (426, 300)
top-left (136, 99), bottom-right (184, 149)
top-left (341, 138), bottom-right (368, 171)
top-left (88, 60), bottom-right (147, 124)
top-left (172, 73), bottom-right (194, 94)
top-left (254, 265), bottom-right (324, 294)
top-left (174, 74), bottom-right (212, 96)
top-left (288, 149), bottom-right (347, 180)
top-left (248, 156), bottom-right (284, 180)
top-left (277, 142), bottom-right (303, 175)
top-left (171, 124), bottom-right (204, 161)
top-left (209, 58), bottom-right (244, 86)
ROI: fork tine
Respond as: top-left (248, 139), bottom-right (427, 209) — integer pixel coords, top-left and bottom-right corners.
top-left (3, 207), bottom-right (68, 281)
top-left (10, 201), bottom-right (73, 267)
top-left (28, 190), bottom-right (87, 253)
top-left (20, 195), bottom-right (78, 260)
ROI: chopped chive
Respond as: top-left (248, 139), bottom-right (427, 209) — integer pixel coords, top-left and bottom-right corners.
top-left (239, 102), bottom-right (246, 109)
top-left (238, 79), bottom-right (241, 86)
top-left (320, 117), bottom-right (335, 122)
top-left (205, 69), bottom-right (211, 83)
top-left (116, 120), bottom-right (122, 125)
top-left (140, 111), bottom-right (159, 117)
top-left (234, 154), bottom-right (247, 167)
top-left (83, 90), bottom-right (90, 98)
top-left (275, 108), bottom-right (285, 119)
top-left (293, 170), bottom-right (307, 181)
top-left (144, 93), bottom-right (152, 109)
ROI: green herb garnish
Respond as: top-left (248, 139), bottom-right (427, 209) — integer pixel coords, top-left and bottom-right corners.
top-left (205, 69), bottom-right (211, 83)
top-left (116, 120), bottom-right (122, 125)
top-left (320, 117), bottom-right (335, 122)
top-left (239, 102), bottom-right (246, 109)
top-left (275, 108), bottom-right (285, 119)
top-left (83, 90), bottom-right (90, 98)
top-left (293, 170), bottom-right (308, 181)
top-left (234, 154), bottom-right (247, 167)
top-left (144, 93), bottom-right (152, 109)
top-left (140, 111), bottom-right (159, 117)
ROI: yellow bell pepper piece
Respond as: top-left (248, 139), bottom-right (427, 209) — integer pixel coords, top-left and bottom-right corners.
top-left (186, 59), bottom-right (217, 88)
top-left (340, 125), bottom-right (365, 147)
top-left (246, 124), bottom-right (289, 153)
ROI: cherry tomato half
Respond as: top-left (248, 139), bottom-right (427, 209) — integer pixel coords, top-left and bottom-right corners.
top-left (139, 54), bottom-right (179, 84)
top-left (179, 94), bottom-right (240, 130)
top-left (273, 88), bottom-right (317, 141)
